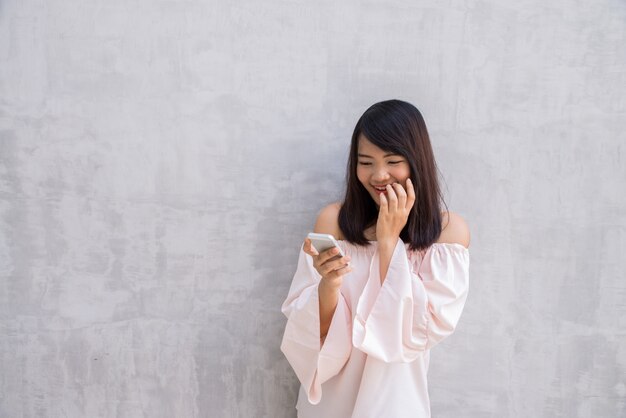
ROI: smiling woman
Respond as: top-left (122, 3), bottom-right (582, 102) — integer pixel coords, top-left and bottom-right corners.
top-left (357, 139), bottom-right (411, 204)
top-left (280, 99), bottom-right (471, 418)
top-left (340, 100), bottom-right (448, 252)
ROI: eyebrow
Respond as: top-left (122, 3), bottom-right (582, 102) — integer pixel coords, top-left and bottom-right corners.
top-left (357, 153), bottom-right (400, 158)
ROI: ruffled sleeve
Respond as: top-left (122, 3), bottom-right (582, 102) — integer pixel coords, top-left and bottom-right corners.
top-left (280, 245), bottom-right (353, 405)
top-left (352, 238), bottom-right (470, 363)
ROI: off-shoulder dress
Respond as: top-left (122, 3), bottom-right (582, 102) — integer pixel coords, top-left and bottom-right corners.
top-left (280, 238), bottom-right (470, 418)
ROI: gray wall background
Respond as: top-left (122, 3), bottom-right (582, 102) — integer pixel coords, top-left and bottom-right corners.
top-left (1, 0), bottom-right (625, 417)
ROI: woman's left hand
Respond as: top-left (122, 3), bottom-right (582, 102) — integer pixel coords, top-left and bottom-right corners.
top-left (376, 178), bottom-right (416, 244)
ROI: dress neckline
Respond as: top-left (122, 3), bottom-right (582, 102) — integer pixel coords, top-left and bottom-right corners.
top-left (335, 239), bottom-right (468, 252)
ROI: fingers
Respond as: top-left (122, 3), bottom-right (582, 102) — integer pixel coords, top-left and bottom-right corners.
top-left (304, 240), bottom-right (349, 277)
top-left (324, 263), bottom-right (352, 281)
top-left (318, 246), bottom-right (342, 264)
top-left (303, 238), bottom-right (319, 256)
top-left (379, 189), bottom-right (388, 214)
top-left (391, 182), bottom-right (407, 209)
top-left (319, 254), bottom-right (351, 277)
top-left (406, 178), bottom-right (416, 209)
top-left (383, 181), bottom-right (413, 212)
top-left (385, 184), bottom-right (398, 212)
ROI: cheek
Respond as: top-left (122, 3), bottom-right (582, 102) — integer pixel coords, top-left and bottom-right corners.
top-left (394, 166), bottom-right (410, 181)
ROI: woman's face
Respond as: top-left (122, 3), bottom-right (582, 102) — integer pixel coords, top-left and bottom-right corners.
top-left (356, 134), bottom-right (411, 207)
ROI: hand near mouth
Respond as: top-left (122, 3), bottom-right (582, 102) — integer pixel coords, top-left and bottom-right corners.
top-left (375, 178), bottom-right (416, 245)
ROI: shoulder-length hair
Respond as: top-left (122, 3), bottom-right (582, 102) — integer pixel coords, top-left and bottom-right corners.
top-left (338, 99), bottom-right (447, 251)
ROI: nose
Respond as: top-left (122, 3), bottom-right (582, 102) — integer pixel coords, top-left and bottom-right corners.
top-left (372, 168), bottom-right (391, 182)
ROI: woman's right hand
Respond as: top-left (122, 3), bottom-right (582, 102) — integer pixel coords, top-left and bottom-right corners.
top-left (303, 238), bottom-right (352, 288)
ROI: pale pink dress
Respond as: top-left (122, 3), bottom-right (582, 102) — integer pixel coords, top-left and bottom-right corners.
top-left (280, 238), bottom-right (470, 418)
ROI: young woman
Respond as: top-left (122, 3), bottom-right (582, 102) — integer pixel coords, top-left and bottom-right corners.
top-left (280, 100), bottom-right (471, 418)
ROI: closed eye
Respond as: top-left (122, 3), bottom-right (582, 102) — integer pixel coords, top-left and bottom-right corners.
top-left (358, 161), bottom-right (403, 166)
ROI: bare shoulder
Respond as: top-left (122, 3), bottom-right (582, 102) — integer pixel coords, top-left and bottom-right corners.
top-left (313, 202), bottom-right (344, 239)
top-left (437, 210), bottom-right (471, 248)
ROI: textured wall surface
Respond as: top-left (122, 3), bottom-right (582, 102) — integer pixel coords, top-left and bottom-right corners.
top-left (1, 0), bottom-right (625, 417)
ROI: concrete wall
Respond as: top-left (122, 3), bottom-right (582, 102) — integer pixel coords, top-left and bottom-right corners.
top-left (1, 0), bottom-right (624, 416)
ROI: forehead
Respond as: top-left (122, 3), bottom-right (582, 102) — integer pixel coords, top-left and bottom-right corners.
top-left (357, 134), bottom-right (395, 156)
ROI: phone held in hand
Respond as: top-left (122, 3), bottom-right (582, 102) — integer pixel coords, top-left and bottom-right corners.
top-left (307, 232), bottom-right (345, 257)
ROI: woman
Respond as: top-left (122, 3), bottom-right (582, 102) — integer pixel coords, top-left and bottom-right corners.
top-left (280, 99), bottom-right (471, 418)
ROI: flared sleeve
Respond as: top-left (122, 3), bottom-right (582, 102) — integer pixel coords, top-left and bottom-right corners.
top-left (352, 239), bottom-right (470, 363)
top-left (280, 245), bottom-right (353, 405)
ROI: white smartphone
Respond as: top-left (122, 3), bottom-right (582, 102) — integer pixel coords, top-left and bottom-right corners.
top-left (307, 232), bottom-right (345, 257)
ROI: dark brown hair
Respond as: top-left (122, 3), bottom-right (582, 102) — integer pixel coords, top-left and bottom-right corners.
top-left (338, 99), bottom-right (447, 251)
